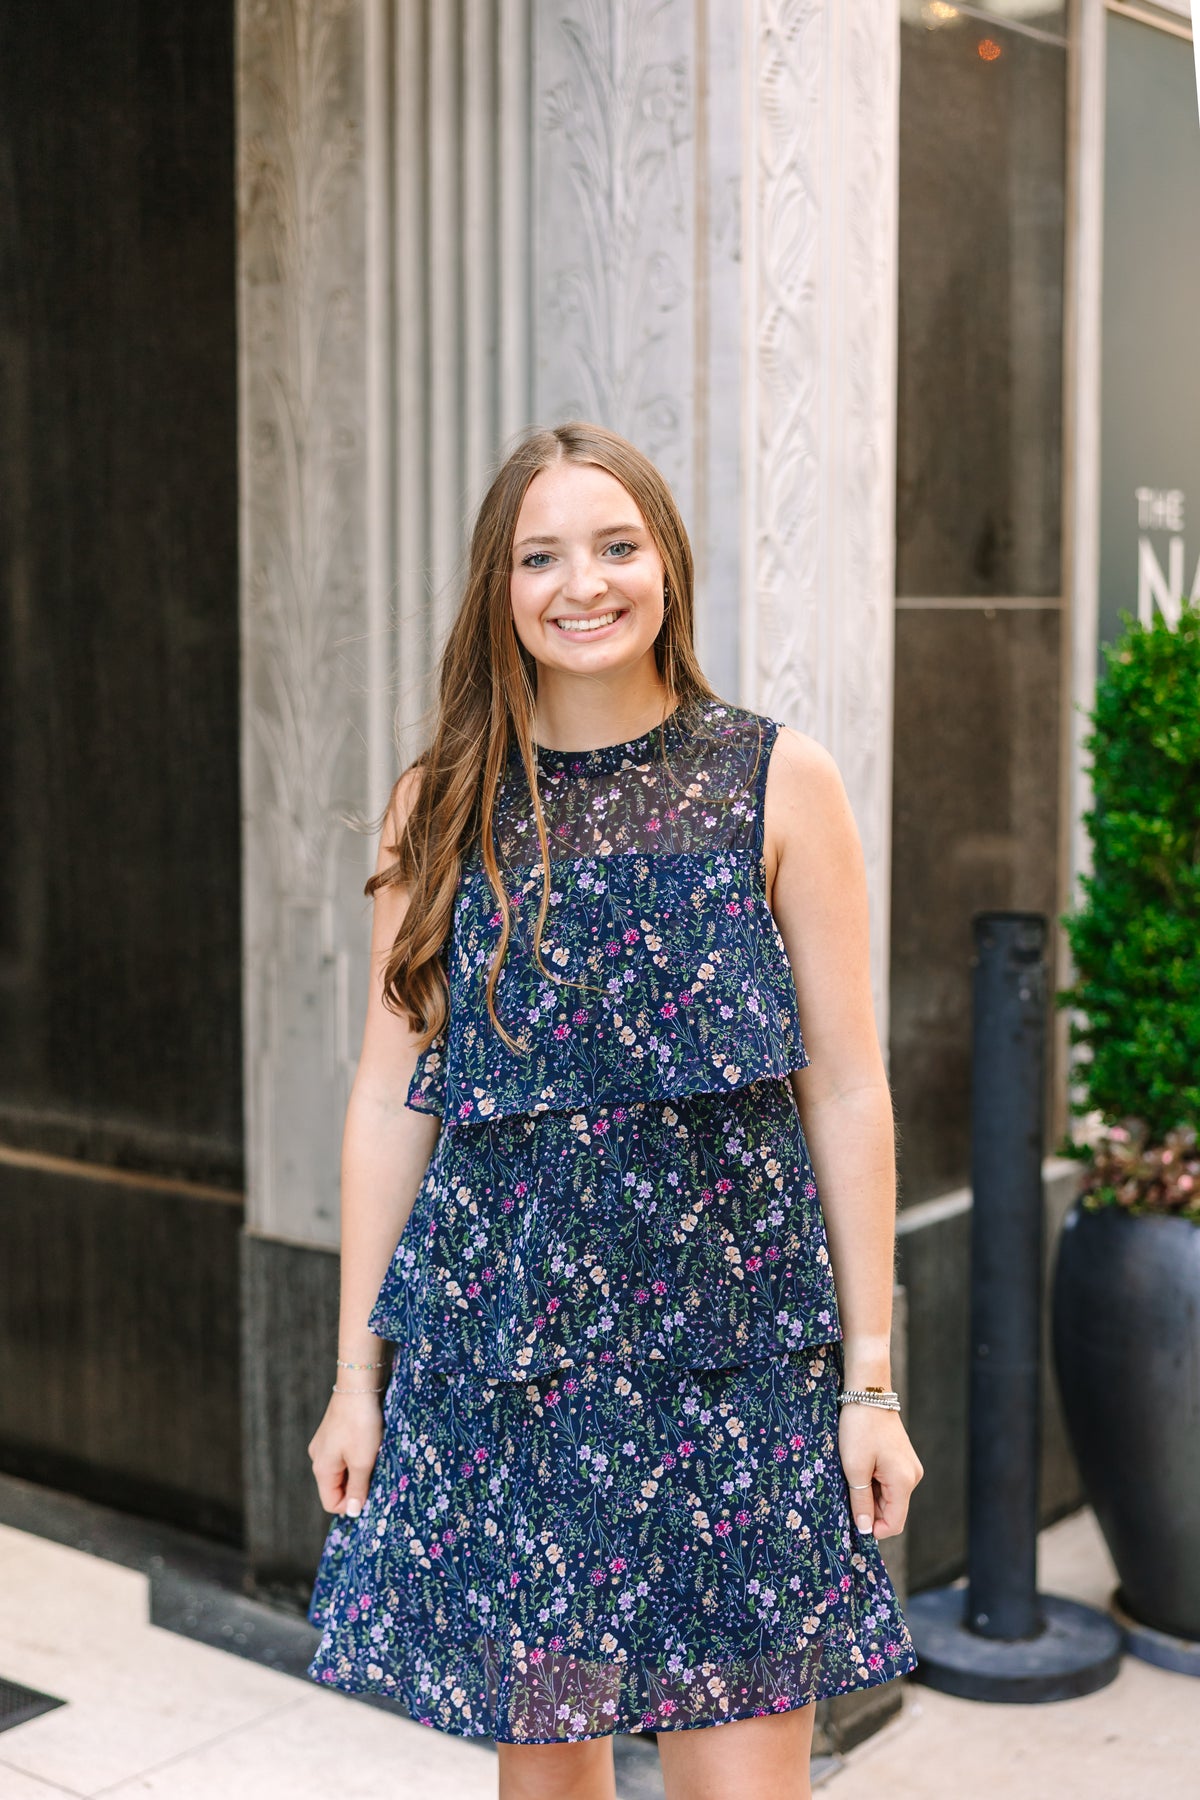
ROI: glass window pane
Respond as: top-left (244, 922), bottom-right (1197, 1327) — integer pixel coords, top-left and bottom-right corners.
top-left (896, 16), bottom-right (1067, 597)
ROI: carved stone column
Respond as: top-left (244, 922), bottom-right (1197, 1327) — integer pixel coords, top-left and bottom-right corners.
top-left (740, 0), bottom-right (901, 1048)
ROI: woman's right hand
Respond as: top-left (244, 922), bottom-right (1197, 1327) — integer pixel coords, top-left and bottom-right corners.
top-left (307, 1390), bottom-right (387, 1518)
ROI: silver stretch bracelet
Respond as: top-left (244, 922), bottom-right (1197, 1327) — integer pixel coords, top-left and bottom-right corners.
top-left (331, 1382), bottom-right (386, 1394)
top-left (837, 1387), bottom-right (901, 1412)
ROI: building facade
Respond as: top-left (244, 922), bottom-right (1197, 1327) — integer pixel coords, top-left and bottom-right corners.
top-left (2, 0), bottom-right (1196, 1751)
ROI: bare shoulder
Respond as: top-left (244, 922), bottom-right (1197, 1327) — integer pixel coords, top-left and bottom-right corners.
top-left (763, 724), bottom-right (854, 899)
top-left (373, 761), bottom-right (426, 880)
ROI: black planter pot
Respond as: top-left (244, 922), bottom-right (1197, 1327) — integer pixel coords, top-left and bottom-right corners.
top-left (1051, 1201), bottom-right (1200, 1641)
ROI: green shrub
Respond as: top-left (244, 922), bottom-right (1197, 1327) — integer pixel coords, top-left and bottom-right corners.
top-left (1055, 599), bottom-right (1200, 1186)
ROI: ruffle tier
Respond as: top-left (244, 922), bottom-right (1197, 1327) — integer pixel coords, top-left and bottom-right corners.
top-left (405, 848), bottom-right (808, 1127)
top-left (369, 1075), bottom-right (841, 1380)
top-left (306, 1340), bottom-right (918, 1740)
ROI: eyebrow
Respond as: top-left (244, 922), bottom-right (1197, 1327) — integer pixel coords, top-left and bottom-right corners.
top-left (512, 522), bottom-right (644, 551)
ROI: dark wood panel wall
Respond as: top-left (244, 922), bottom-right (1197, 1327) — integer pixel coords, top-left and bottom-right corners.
top-left (0, 2), bottom-right (244, 1537)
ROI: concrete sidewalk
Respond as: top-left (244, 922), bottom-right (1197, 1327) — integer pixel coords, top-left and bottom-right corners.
top-left (0, 1493), bottom-right (1193, 1798)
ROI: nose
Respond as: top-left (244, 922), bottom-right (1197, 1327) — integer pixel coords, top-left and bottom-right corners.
top-left (559, 555), bottom-right (608, 604)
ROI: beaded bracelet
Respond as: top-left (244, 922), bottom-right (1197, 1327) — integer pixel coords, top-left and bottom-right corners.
top-left (837, 1386), bottom-right (901, 1412)
top-left (336, 1357), bottom-right (389, 1370)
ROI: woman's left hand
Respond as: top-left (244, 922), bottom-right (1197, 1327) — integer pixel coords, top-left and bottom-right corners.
top-left (838, 1403), bottom-right (924, 1540)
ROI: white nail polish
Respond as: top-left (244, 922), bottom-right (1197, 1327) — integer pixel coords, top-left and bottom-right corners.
top-left (346, 1497), bottom-right (363, 1517)
top-left (856, 1513), bottom-right (871, 1531)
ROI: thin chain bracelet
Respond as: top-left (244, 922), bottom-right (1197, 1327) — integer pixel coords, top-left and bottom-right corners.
top-left (336, 1357), bottom-right (389, 1370)
top-left (837, 1387), bottom-right (902, 1412)
top-left (331, 1382), bottom-right (386, 1394)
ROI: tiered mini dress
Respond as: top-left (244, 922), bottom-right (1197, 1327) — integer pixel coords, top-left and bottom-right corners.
top-left (305, 694), bottom-right (919, 1742)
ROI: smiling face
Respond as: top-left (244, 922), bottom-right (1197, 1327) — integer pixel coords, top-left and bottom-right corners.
top-left (508, 460), bottom-right (667, 687)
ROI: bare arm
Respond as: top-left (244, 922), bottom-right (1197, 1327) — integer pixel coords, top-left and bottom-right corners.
top-left (765, 725), bottom-right (922, 1536)
top-left (309, 769), bottom-right (442, 1514)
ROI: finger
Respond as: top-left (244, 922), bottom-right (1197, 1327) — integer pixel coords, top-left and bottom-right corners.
top-left (313, 1463), bottom-right (347, 1514)
top-left (340, 1459), bottom-right (378, 1517)
top-left (843, 1469), bottom-right (877, 1534)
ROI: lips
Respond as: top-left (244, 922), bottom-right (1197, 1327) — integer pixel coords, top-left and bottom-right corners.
top-left (552, 608), bottom-right (627, 634)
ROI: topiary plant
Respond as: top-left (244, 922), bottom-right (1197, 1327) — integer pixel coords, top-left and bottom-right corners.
top-left (1055, 597), bottom-right (1200, 1216)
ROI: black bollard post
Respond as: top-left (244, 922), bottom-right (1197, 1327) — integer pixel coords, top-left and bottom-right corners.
top-left (966, 912), bottom-right (1045, 1640)
top-left (904, 912), bottom-right (1122, 1702)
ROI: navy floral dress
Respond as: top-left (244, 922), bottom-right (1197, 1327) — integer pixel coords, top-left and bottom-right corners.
top-left (305, 695), bottom-right (918, 1742)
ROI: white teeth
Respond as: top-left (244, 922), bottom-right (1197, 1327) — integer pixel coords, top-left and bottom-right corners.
top-left (554, 610), bottom-right (622, 634)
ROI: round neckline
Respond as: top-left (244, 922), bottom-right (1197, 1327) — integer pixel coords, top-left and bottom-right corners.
top-left (530, 698), bottom-right (691, 775)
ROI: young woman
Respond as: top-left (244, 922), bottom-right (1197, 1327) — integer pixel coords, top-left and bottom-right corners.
top-left (305, 420), bottom-right (923, 1799)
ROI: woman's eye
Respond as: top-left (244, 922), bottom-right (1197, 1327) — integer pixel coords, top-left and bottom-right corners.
top-left (522, 551), bottom-right (551, 569)
top-left (604, 541), bottom-right (636, 558)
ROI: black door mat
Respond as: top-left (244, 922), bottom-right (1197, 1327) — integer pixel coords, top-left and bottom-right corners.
top-left (0, 1675), bottom-right (67, 1734)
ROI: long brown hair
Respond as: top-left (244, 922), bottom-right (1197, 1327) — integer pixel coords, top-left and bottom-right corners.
top-left (368, 419), bottom-right (717, 1051)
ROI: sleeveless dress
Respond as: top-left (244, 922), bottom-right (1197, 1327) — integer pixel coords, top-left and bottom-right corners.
top-left (305, 694), bottom-right (919, 1742)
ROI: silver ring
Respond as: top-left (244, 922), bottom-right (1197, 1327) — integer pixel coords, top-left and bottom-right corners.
top-left (847, 1482), bottom-right (872, 1490)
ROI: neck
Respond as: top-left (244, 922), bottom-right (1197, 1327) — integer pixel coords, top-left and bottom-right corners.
top-left (532, 657), bottom-right (675, 752)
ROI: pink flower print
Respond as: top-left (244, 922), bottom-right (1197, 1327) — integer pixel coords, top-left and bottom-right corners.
top-left (701, 1188), bottom-right (713, 1203)
top-left (725, 901), bottom-right (740, 915)
top-left (609, 1555), bottom-right (628, 1574)
top-left (772, 1695), bottom-right (792, 1711)
top-left (502, 1197), bottom-right (514, 1212)
top-left (652, 1278), bottom-right (667, 1295)
top-left (482, 1267), bottom-right (495, 1281)
top-left (886, 1641), bottom-right (901, 1657)
top-left (457, 1101), bottom-right (474, 1119)
top-left (604, 940), bottom-right (622, 956)
top-left (623, 928), bottom-right (639, 945)
top-left (613, 1107), bottom-right (629, 1122)
top-left (590, 1567), bottom-right (607, 1585)
top-left (547, 1296), bottom-right (562, 1313)
top-left (678, 990), bottom-right (693, 1005)
top-left (678, 1440), bottom-right (695, 1456)
top-left (593, 1116), bottom-right (610, 1135)
top-left (868, 1652), bottom-right (884, 1670)
top-left (716, 1178), bottom-right (733, 1194)
top-left (790, 1434), bottom-right (806, 1450)
top-left (544, 1389), bottom-right (561, 1406)
top-left (528, 1647), bottom-right (546, 1664)
top-left (662, 1451), bottom-right (677, 1468)
top-left (772, 1444), bottom-right (788, 1462)
top-left (534, 1314), bottom-right (546, 1330)
top-left (553, 1023), bottom-right (571, 1039)
top-left (766, 1245), bottom-right (781, 1261)
top-left (745, 1255), bottom-right (762, 1272)
top-left (564, 1377), bottom-right (579, 1393)
top-left (641, 1711), bottom-right (657, 1730)
top-left (803, 1179), bottom-right (817, 1198)
top-left (515, 1181), bottom-right (529, 1197)
top-left (488, 910), bottom-right (502, 926)
top-left (658, 1698), bottom-right (678, 1717)
top-left (572, 1008), bottom-right (589, 1023)
top-left (840, 1574), bottom-right (852, 1591)
top-left (466, 1280), bottom-right (481, 1298)
top-left (428, 1542), bottom-right (443, 1559)
top-left (735, 1510), bottom-right (751, 1526)
top-left (634, 1287), bottom-right (650, 1304)
top-left (645, 816), bottom-right (662, 833)
top-left (659, 1001), bottom-right (677, 1018)
top-left (510, 1572), bottom-right (521, 1587)
top-left (549, 1636), bottom-right (566, 1652)
top-left (714, 1519), bottom-right (732, 1538)
top-left (825, 1588), bottom-right (838, 1606)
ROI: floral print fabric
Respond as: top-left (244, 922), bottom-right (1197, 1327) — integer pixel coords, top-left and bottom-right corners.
top-left (306, 696), bottom-right (919, 1736)
top-left (307, 1339), bottom-right (918, 1740)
